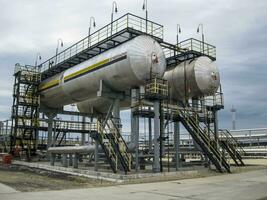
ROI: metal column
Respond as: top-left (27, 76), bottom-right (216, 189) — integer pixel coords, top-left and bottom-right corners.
top-left (73, 153), bottom-right (79, 168)
top-left (153, 101), bottom-right (160, 173)
top-left (131, 89), bottom-right (140, 171)
top-left (94, 140), bottom-right (99, 171)
top-left (69, 154), bottom-right (73, 166)
top-left (46, 112), bottom-right (57, 150)
top-left (62, 154), bottom-right (68, 167)
top-left (47, 118), bottom-right (53, 149)
top-left (174, 122), bottom-right (180, 170)
top-left (81, 116), bottom-right (86, 145)
top-left (148, 117), bottom-right (152, 152)
top-left (134, 117), bottom-right (139, 171)
top-left (131, 89), bottom-right (139, 143)
top-left (113, 99), bottom-right (120, 119)
top-left (214, 109), bottom-right (219, 149)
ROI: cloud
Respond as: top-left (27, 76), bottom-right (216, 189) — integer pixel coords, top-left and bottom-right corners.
top-left (0, 0), bottom-right (266, 130)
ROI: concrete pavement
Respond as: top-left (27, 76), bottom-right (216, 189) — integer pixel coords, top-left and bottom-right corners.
top-left (0, 183), bottom-right (17, 195)
top-left (1, 169), bottom-right (267, 200)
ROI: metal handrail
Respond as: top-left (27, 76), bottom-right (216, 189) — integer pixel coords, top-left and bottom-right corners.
top-left (39, 13), bottom-right (164, 73)
top-left (219, 129), bottom-right (245, 155)
top-left (178, 38), bottom-right (216, 58)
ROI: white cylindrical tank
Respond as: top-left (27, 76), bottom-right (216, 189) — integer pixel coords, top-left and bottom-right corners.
top-left (165, 56), bottom-right (220, 101)
top-left (39, 35), bottom-right (166, 108)
top-left (77, 56), bottom-right (220, 113)
top-left (77, 97), bottom-right (130, 114)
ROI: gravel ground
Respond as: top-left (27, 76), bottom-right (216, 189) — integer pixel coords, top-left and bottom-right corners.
top-left (0, 165), bottom-right (114, 192)
top-left (0, 158), bottom-right (266, 192)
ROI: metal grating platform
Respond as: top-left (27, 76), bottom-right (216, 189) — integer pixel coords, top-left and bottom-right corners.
top-left (39, 13), bottom-right (164, 81)
top-left (161, 38), bottom-right (216, 69)
top-left (39, 12), bottom-right (216, 80)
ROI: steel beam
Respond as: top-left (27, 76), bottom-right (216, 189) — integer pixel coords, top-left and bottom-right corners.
top-left (153, 101), bottom-right (160, 173)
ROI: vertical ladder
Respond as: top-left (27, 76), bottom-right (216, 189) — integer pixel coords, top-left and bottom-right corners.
top-left (10, 64), bottom-right (40, 158)
top-left (219, 129), bottom-right (245, 166)
top-left (178, 109), bottom-right (231, 173)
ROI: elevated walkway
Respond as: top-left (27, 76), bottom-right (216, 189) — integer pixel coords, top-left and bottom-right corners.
top-left (39, 13), bottom-right (216, 80)
top-left (161, 38), bottom-right (216, 69)
top-left (39, 13), bottom-right (163, 80)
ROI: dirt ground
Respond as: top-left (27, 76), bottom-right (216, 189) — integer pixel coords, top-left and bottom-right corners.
top-left (0, 165), bottom-right (115, 192)
top-left (0, 158), bottom-right (266, 192)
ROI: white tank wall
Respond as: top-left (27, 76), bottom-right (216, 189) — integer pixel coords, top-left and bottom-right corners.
top-left (165, 56), bottom-right (220, 100)
top-left (77, 56), bottom-right (220, 114)
top-left (40, 35), bottom-right (166, 108)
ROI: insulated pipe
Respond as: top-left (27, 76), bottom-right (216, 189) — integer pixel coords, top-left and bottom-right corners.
top-left (48, 145), bottom-right (96, 154)
top-left (48, 144), bottom-right (136, 154)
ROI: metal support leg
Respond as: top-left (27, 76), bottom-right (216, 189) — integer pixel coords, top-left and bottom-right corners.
top-left (74, 153), bottom-right (79, 169)
top-left (81, 116), bottom-right (86, 145)
top-left (94, 140), bottom-right (99, 171)
top-left (174, 122), bottom-right (180, 170)
top-left (62, 154), bottom-right (68, 167)
top-left (113, 98), bottom-right (120, 120)
top-left (148, 117), bottom-right (152, 153)
top-left (130, 88), bottom-right (140, 171)
top-left (214, 110), bottom-right (219, 150)
top-left (69, 154), bottom-right (73, 166)
top-left (153, 101), bottom-right (160, 173)
top-left (192, 98), bottom-right (200, 150)
top-left (130, 89), bottom-right (139, 143)
top-left (52, 121), bottom-right (57, 147)
top-left (135, 116), bottom-right (139, 171)
top-left (47, 118), bottom-right (53, 149)
top-left (50, 153), bottom-right (55, 166)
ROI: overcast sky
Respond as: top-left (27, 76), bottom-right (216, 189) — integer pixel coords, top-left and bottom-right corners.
top-left (0, 0), bottom-right (266, 130)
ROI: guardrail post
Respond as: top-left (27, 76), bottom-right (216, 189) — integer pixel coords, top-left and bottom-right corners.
top-left (126, 14), bottom-right (129, 28)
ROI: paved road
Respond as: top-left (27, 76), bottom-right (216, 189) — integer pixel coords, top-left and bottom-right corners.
top-left (1, 169), bottom-right (267, 200)
top-left (0, 183), bottom-right (17, 195)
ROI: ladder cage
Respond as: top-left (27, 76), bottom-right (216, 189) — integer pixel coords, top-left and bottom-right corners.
top-left (10, 64), bottom-right (41, 157)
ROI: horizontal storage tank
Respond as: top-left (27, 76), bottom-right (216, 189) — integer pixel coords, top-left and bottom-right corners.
top-left (39, 35), bottom-right (166, 108)
top-left (77, 56), bottom-right (220, 113)
top-left (165, 56), bottom-right (220, 100)
top-left (77, 97), bottom-right (129, 114)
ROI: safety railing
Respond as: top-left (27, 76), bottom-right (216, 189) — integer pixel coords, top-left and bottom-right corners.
top-left (37, 119), bottom-right (98, 132)
top-left (0, 120), bottom-right (11, 136)
top-left (14, 64), bottom-right (39, 75)
top-left (39, 13), bottom-right (164, 73)
top-left (145, 77), bottom-right (168, 97)
top-left (178, 38), bottom-right (216, 59)
top-left (219, 129), bottom-right (245, 155)
top-left (96, 120), bottom-right (118, 172)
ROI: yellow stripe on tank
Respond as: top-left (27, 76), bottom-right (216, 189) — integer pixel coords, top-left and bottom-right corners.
top-left (64, 58), bottom-right (110, 81)
top-left (39, 79), bottom-right (59, 91)
top-left (39, 58), bottom-right (109, 92)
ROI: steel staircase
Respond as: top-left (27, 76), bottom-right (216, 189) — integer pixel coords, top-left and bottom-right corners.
top-left (178, 109), bottom-right (231, 173)
top-left (54, 130), bottom-right (66, 146)
top-left (219, 129), bottom-right (245, 166)
top-left (95, 103), bottom-right (132, 174)
top-left (10, 64), bottom-right (40, 157)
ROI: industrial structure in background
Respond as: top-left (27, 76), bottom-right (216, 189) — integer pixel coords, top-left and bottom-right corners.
top-left (0, 13), bottom-right (248, 174)
top-left (230, 105), bottom-right (237, 130)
